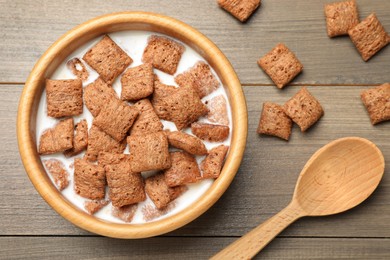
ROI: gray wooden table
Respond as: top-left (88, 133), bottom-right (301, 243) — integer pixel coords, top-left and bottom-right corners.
top-left (1, 0), bottom-right (389, 259)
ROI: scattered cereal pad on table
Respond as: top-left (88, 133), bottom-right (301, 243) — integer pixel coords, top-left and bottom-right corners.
top-left (360, 83), bottom-right (390, 125)
top-left (129, 99), bottom-right (163, 136)
top-left (164, 151), bottom-right (201, 187)
top-left (348, 13), bottom-right (390, 61)
top-left (84, 199), bottom-right (110, 215)
top-left (46, 79), bottom-right (83, 118)
top-left (43, 159), bottom-right (69, 191)
top-left (175, 61), bottom-right (220, 98)
top-left (164, 85), bottom-right (209, 130)
top-left (127, 131), bottom-right (171, 172)
top-left (324, 0), bottom-right (359, 38)
top-left (191, 122), bottom-right (230, 142)
top-left (167, 131), bottom-right (208, 155)
top-left (142, 35), bottom-right (185, 75)
top-left (145, 173), bottom-right (187, 209)
top-left (218, 0), bottom-right (261, 22)
top-left (66, 57), bottom-right (89, 81)
top-left (257, 102), bottom-right (292, 141)
top-left (121, 63), bottom-right (154, 101)
top-left (105, 156), bottom-right (146, 208)
top-left (74, 158), bottom-right (106, 200)
top-left (85, 125), bottom-right (127, 162)
top-left (93, 98), bottom-right (139, 141)
top-left (151, 80), bottom-right (177, 120)
top-left (112, 204), bottom-right (138, 223)
top-left (142, 201), bottom-right (177, 222)
top-left (257, 43), bottom-right (303, 89)
top-left (283, 87), bottom-right (324, 132)
top-left (206, 95), bottom-right (229, 125)
top-left (83, 35), bottom-right (132, 84)
top-left (39, 118), bottom-right (74, 155)
top-left (64, 119), bottom-right (88, 157)
top-left (201, 145), bottom-right (229, 179)
top-left (84, 77), bottom-right (118, 117)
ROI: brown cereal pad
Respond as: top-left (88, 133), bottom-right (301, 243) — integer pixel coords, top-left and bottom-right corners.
top-left (46, 79), bottom-right (83, 118)
top-left (142, 35), bottom-right (184, 75)
top-left (151, 80), bottom-right (177, 120)
top-left (175, 61), bottom-right (220, 98)
top-left (84, 199), bottom-right (110, 215)
top-left (127, 131), bottom-right (171, 172)
top-left (112, 204), bottom-right (138, 223)
top-left (258, 43), bottom-right (303, 89)
top-left (98, 152), bottom-right (130, 168)
top-left (201, 145), bottom-right (229, 179)
top-left (283, 87), bottom-right (324, 132)
top-left (167, 131), bottom-right (208, 155)
top-left (85, 125), bottom-right (127, 162)
top-left (218, 0), bottom-right (261, 22)
top-left (257, 102), bottom-right (292, 141)
top-left (43, 159), bottom-right (70, 191)
top-left (83, 35), bottom-right (132, 84)
top-left (206, 95), bottom-right (229, 125)
top-left (66, 57), bottom-right (89, 81)
top-left (164, 151), bottom-right (201, 187)
top-left (360, 83), bottom-right (390, 125)
top-left (64, 119), bottom-right (88, 157)
top-left (74, 158), bottom-right (106, 200)
top-left (129, 99), bottom-right (163, 136)
top-left (93, 98), bottom-right (139, 141)
top-left (348, 13), bottom-right (390, 61)
top-left (121, 63), bottom-right (154, 101)
top-left (324, 0), bottom-right (359, 37)
top-left (191, 122), bottom-right (230, 142)
top-left (84, 77), bottom-right (119, 117)
top-left (39, 118), bottom-right (74, 155)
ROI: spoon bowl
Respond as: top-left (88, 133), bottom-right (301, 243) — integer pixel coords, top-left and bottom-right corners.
top-left (212, 137), bottom-right (385, 260)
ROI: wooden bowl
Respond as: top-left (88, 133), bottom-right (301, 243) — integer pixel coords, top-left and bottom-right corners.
top-left (17, 12), bottom-right (247, 238)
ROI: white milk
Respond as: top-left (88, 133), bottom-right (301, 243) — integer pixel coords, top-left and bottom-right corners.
top-left (37, 31), bottom-right (233, 224)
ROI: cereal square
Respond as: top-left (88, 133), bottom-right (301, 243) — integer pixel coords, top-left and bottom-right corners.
top-left (257, 102), bottom-right (292, 140)
top-left (84, 199), bottom-right (110, 215)
top-left (348, 13), bottom-right (390, 61)
top-left (66, 57), bottom-right (89, 81)
top-left (324, 0), bottom-right (359, 37)
top-left (129, 99), bottom-right (163, 136)
top-left (43, 159), bottom-right (69, 191)
top-left (258, 43), bottom-right (303, 89)
top-left (164, 85), bottom-right (209, 130)
top-left (175, 61), bottom-right (220, 98)
top-left (64, 119), bottom-right (88, 157)
top-left (218, 0), bottom-right (261, 22)
top-left (164, 152), bottom-right (201, 187)
top-left (360, 83), bottom-right (390, 125)
top-left (206, 95), bottom-right (229, 125)
top-left (39, 118), bottom-right (74, 155)
top-left (74, 158), bottom-right (106, 200)
top-left (142, 35), bottom-right (185, 75)
top-left (121, 63), bottom-right (154, 101)
top-left (46, 79), bottom-right (83, 118)
top-left (112, 204), bottom-right (138, 223)
top-left (151, 79), bottom-right (177, 120)
top-left (105, 156), bottom-right (146, 208)
top-left (191, 122), bottom-right (230, 142)
top-left (98, 152), bottom-right (130, 168)
top-left (283, 87), bottom-right (324, 132)
top-left (127, 132), bottom-right (171, 172)
top-left (93, 98), bottom-right (139, 141)
top-left (167, 131), bottom-right (208, 155)
top-left (83, 35), bottom-right (132, 84)
top-left (145, 173), bottom-right (187, 209)
top-left (201, 145), bottom-right (229, 179)
top-left (84, 77), bottom-right (118, 117)
top-left (85, 125), bottom-right (127, 162)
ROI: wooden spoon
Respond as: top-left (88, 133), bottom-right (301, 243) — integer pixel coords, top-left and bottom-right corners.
top-left (212, 137), bottom-right (385, 260)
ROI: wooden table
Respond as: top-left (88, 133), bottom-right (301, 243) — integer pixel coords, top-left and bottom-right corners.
top-left (1, 0), bottom-right (389, 258)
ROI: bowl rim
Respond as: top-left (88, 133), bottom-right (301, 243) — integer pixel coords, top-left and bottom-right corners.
top-left (17, 11), bottom-right (247, 238)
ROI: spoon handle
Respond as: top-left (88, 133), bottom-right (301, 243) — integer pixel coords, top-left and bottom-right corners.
top-left (211, 202), bottom-right (304, 260)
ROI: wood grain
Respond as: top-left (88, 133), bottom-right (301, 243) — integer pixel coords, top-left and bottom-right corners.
top-left (0, 0), bottom-right (389, 84)
top-left (0, 237), bottom-right (389, 259)
top-left (1, 85), bottom-right (389, 237)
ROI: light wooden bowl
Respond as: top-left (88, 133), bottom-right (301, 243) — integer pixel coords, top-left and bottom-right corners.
top-left (17, 12), bottom-right (247, 238)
